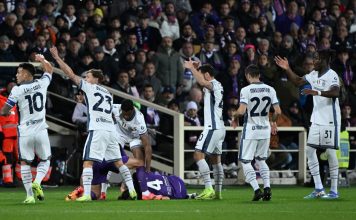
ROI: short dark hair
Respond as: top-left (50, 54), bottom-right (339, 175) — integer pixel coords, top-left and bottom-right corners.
top-left (18, 63), bottom-right (36, 76)
top-left (198, 64), bottom-right (215, 77)
top-left (121, 99), bottom-right (134, 112)
top-left (88, 69), bottom-right (104, 83)
top-left (244, 64), bottom-right (260, 78)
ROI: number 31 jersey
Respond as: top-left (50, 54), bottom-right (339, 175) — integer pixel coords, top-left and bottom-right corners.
top-left (6, 73), bottom-right (52, 136)
top-left (240, 82), bottom-right (279, 139)
top-left (79, 80), bottom-right (115, 131)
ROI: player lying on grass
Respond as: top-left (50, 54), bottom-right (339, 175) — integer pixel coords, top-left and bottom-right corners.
top-left (118, 171), bottom-right (196, 200)
top-left (66, 148), bottom-right (143, 201)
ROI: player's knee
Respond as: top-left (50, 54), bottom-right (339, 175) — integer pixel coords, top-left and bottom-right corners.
top-left (20, 160), bottom-right (31, 165)
top-left (306, 146), bottom-right (316, 157)
top-left (193, 151), bottom-right (204, 161)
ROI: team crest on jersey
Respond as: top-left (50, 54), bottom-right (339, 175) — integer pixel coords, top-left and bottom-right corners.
top-left (315, 79), bottom-right (326, 87)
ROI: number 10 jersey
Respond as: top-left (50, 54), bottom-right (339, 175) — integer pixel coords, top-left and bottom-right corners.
top-left (79, 80), bottom-right (115, 131)
top-left (6, 73), bottom-right (52, 136)
top-left (240, 82), bottom-right (279, 139)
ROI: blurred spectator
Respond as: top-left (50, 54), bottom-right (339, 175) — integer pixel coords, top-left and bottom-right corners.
top-left (0, 13), bottom-right (17, 37)
top-left (216, 56), bottom-right (245, 110)
top-left (12, 37), bottom-right (29, 62)
top-left (179, 41), bottom-right (199, 95)
top-left (153, 36), bottom-right (183, 88)
top-left (237, 0), bottom-right (253, 30)
top-left (275, 1), bottom-right (303, 35)
top-left (111, 70), bottom-right (139, 103)
top-left (173, 22), bottom-right (201, 53)
top-left (41, 0), bottom-right (60, 25)
top-left (117, 32), bottom-right (139, 59)
top-left (156, 85), bottom-right (175, 107)
top-left (222, 104), bottom-right (239, 178)
top-left (234, 26), bottom-right (248, 54)
top-left (190, 1), bottom-right (219, 41)
top-left (72, 90), bottom-right (88, 133)
top-left (54, 15), bottom-right (69, 32)
top-left (136, 13), bottom-right (162, 52)
top-left (14, 2), bottom-right (26, 21)
top-left (342, 103), bottom-right (356, 127)
top-left (63, 3), bottom-right (76, 29)
top-left (102, 36), bottom-right (120, 64)
top-left (140, 61), bottom-right (162, 95)
top-left (134, 49), bottom-right (147, 74)
top-left (159, 2), bottom-right (180, 40)
top-left (196, 38), bottom-right (225, 75)
top-left (120, 0), bottom-right (140, 26)
top-left (0, 35), bottom-right (15, 84)
top-left (76, 52), bottom-right (94, 76)
top-left (92, 46), bottom-right (118, 85)
top-left (88, 8), bottom-right (107, 42)
top-left (70, 9), bottom-right (89, 37)
top-left (65, 39), bottom-right (81, 70)
top-left (242, 43), bottom-right (257, 66)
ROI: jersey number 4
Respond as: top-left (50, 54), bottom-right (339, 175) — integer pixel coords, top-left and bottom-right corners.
top-left (250, 96), bottom-right (271, 117)
top-left (92, 93), bottom-right (112, 114)
top-left (147, 179), bottom-right (163, 191)
top-left (25, 92), bottom-right (44, 114)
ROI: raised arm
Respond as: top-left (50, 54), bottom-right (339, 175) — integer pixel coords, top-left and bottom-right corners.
top-left (183, 59), bottom-right (213, 90)
top-left (50, 47), bottom-right (81, 85)
top-left (35, 54), bottom-right (53, 74)
top-left (274, 56), bottom-right (306, 87)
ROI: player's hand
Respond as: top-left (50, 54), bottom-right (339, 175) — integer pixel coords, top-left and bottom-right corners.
top-left (35, 54), bottom-right (45, 62)
top-left (274, 56), bottom-right (289, 70)
top-left (271, 122), bottom-right (278, 135)
top-left (50, 46), bottom-right (60, 59)
top-left (183, 58), bottom-right (197, 69)
top-left (301, 88), bottom-right (318, 96)
top-left (161, 196), bottom-right (170, 200)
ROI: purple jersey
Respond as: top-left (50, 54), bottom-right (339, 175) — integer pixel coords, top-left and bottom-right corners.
top-left (142, 172), bottom-right (187, 199)
top-left (92, 148), bottom-right (128, 185)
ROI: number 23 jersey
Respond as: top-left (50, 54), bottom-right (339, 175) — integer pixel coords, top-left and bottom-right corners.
top-left (79, 80), bottom-right (115, 131)
top-left (240, 83), bottom-right (279, 139)
top-left (6, 73), bottom-right (51, 136)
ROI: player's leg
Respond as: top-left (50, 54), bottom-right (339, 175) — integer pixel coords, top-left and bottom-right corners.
top-left (304, 125), bottom-right (325, 199)
top-left (240, 139), bottom-right (262, 201)
top-left (18, 135), bottom-right (35, 203)
top-left (211, 155), bottom-right (223, 199)
top-left (255, 139), bottom-right (271, 201)
top-left (32, 130), bottom-right (52, 201)
top-left (106, 133), bottom-right (137, 200)
top-left (324, 148), bottom-right (339, 199)
top-left (194, 130), bottom-right (215, 199)
top-left (209, 129), bottom-right (225, 200)
top-left (77, 131), bottom-right (104, 202)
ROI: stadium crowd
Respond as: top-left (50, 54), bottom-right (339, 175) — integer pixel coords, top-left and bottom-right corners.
top-left (0, 0), bottom-right (356, 183)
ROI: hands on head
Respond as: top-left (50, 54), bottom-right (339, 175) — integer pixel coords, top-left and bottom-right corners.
top-left (34, 54), bottom-right (45, 62)
top-left (183, 58), bottom-right (200, 69)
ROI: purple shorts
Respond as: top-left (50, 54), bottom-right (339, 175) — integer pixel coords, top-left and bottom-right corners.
top-left (92, 148), bottom-right (129, 185)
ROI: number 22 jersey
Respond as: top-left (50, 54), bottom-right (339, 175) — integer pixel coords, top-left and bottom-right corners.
top-left (6, 73), bottom-right (52, 136)
top-left (240, 82), bottom-right (279, 139)
top-left (79, 80), bottom-right (115, 131)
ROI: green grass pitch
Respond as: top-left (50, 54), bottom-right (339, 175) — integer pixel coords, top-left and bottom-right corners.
top-left (1, 186), bottom-right (355, 220)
